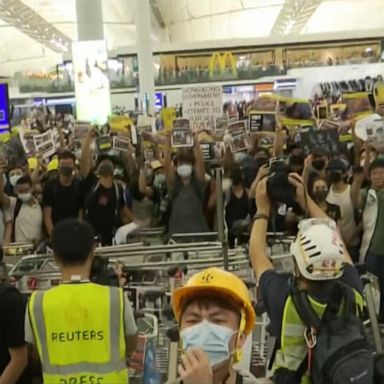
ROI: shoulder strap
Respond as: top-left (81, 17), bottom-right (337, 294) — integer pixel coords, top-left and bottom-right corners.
top-left (12, 198), bottom-right (23, 243)
top-left (291, 287), bottom-right (322, 330)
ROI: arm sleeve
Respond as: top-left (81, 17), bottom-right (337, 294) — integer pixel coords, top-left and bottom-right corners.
top-left (1, 288), bottom-right (27, 348)
top-left (123, 294), bottom-right (137, 336)
top-left (42, 181), bottom-right (53, 208)
top-left (3, 197), bottom-right (16, 222)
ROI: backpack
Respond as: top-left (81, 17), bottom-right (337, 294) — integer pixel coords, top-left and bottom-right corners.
top-left (291, 282), bottom-right (374, 384)
top-left (11, 198), bottom-right (23, 243)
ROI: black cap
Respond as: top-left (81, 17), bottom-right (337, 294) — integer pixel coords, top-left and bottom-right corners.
top-left (326, 158), bottom-right (348, 172)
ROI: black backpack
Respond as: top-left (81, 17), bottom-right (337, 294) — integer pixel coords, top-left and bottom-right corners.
top-left (290, 282), bottom-right (374, 384)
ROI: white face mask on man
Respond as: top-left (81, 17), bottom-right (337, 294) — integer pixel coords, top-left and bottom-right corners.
top-left (177, 164), bottom-right (192, 178)
top-left (18, 192), bottom-right (32, 203)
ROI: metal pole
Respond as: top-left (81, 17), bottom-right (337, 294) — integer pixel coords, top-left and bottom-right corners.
top-left (214, 167), bottom-right (229, 270)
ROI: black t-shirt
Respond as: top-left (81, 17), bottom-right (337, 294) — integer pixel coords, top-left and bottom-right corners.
top-left (84, 173), bottom-right (125, 245)
top-left (259, 264), bottom-right (363, 338)
top-left (43, 177), bottom-right (84, 225)
top-left (0, 285), bottom-right (30, 384)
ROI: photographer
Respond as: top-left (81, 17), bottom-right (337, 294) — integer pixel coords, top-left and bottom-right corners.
top-left (250, 174), bottom-right (364, 383)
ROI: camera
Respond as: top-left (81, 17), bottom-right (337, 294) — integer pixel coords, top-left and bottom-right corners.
top-left (90, 256), bottom-right (119, 287)
top-left (266, 159), bottom-right (296, 206)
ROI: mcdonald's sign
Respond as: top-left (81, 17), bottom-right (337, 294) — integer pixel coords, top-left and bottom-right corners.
top-left (209, 52), bottom-right (237, 78)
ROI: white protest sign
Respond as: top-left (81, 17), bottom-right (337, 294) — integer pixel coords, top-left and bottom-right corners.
top-left (33, 130), bottom-right (56, 159)
top-left (182, 86), bottom-right (222, 132)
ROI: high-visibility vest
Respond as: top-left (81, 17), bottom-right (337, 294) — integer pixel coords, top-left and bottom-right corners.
top-left (272, 288), bottom-right (363, 384)
top-left (28, 283), bottom-right (129, 384)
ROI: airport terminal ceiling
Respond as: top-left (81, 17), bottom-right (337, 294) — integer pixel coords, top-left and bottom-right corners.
top-left (0, 0), bottom-right (384, 75)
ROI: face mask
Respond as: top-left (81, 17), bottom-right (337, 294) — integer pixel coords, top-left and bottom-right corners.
top-left (328, 171), bottom-right (343, 184)
top-left (234, 152), bottom-right (247, 163)
top-left (10, 175), bottom-right (22, 187)
top-left (314, 190), bottom-right (328, 202)
top-left (181, 320), bottom-right (235, 367)
top-left (154, 174), bottom-right (166, 188)
top-left (312, 159), bottom-right (326, 171)
top-left (177, 164), bottom-right (192, 178)
top-left (98, 163), bottom-right (114, 177)
top-left (18, 192), bottom-right (32, 203)
top-left (222, 178), bottom-right (232, 193)
top-left (59, 165), bottom-right (73, 177)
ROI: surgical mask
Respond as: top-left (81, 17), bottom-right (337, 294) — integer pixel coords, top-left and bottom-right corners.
top-left (234, 152), bottom-right (247, 163)
top-left (177, 164), bottom-right (192, 178)
top-left (59, 166), bottom-right (73, 177)
top-left (10, 175), bottom-right (22, 187)
top-left (313, 190), bottom-right (328, 202)
top-left (154, 174), bottom-right (166, 188)
top-left (18, 192), bottom-right (32, 203)
top-left (222, 178), bottom-right (232, 193)
top-left (180, 320), bottom-right (235, 367)
top-left (98, 163), bottom-right (114, 177)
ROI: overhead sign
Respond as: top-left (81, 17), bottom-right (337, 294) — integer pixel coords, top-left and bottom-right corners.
top-left (154, 92), bottom-right (164, 110)
top-left (0, 83), bottom-right (10, 131)
top-left (72, 40), bottom-right (111, 125)
top-left (182, 86), bottom-right (222, 131)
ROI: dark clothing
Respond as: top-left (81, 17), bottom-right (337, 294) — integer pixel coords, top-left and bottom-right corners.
top-left (0, 285), bottom-right (30, 384)
top-left (42, 177), bottom-right (84, 225)
top-left (84, 173), bottom-right (125, 245)
top-left (259, 264), bottom-right (363, 338)
top-left (324, 201), bottom-right (341, 223)
top-left (225, 188), bottom-right (250, 247)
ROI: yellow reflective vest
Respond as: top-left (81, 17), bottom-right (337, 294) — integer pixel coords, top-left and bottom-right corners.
top-left (28, 283), bottom-right (129, 384)
top-left (273, 288), bottom-right (363, 384)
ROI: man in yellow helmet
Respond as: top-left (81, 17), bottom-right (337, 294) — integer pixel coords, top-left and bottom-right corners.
top-left (168, 267), bottom-right (268, 384)
top-left (24, 218), bottom-right (137, 384)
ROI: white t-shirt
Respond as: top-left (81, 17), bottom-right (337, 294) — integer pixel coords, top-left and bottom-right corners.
top-left (327, 184), bottom-right (359, 245)
top-left (9, 197), bottom-right (43, 243)
top-left (0, 207), bottom-right (12, 244)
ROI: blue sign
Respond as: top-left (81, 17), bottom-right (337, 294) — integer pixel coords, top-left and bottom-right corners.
top-left (0, 84), bottom-right (10, 131)
top-left (154, 92), bottom-right (164, 110)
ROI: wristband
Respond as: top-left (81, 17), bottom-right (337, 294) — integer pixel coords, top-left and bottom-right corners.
top-left (253, 213), bottom-right (269, 221)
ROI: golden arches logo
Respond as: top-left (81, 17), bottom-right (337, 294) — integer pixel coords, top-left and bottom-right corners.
top-left (209, 52), bottom-right (237, 77)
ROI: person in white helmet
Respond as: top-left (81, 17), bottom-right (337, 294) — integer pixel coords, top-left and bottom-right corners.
top-left (250, 173), bottom-right (364, 383)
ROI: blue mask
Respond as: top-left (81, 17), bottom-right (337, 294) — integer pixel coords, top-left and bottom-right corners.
top-left (180, 320), bottom-right (235, 367)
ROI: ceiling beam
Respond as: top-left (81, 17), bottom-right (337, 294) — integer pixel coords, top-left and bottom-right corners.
top-left (149, 0), bottom-right (166, 28)
top-left (0, 0), bottom-right (72, 53)
top-left (271, 0), bottom-right (324, 36)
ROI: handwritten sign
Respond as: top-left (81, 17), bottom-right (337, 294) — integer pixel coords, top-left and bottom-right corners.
top-left (182, 86), bottom-right (222, 131)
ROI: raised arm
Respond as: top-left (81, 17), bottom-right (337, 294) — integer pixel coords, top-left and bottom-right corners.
top-left (80, 128), bottom-right (94, 178)
top-left (249, 177), bottom-right (273, 281)
top-left (164, 132), bottom-right (175, 188)
top-left (351, 167), bottom-right (364, 210)
top-left (273, 124), bottom-right (284, 158)
top-left (193, 135), bottom-right (205, 182)
top-left (138, 166), bottom-right (154, 199)
top-left (0, 166), bottom-right (11, 209)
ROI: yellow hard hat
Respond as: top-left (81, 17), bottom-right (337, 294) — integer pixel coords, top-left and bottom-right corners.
top-left (47, 158), bottom-right (59, 172)
top-left (150, 160), bottom-right (163, 171)
top-left (172, 267), bottom-right (255, 336)
top-left (28, 157), bottom-right (38, 171)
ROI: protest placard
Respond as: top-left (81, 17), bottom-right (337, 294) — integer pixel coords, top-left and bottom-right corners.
top-left (33, 130), bottom-right (56, 159)
top-left (182, 86), bottom-right (222, 131)
top-left (343, 93), bottom-right (372, 119)
top-left (108, 115), bottom-right (132, 132)
top-left (249, 112), bottom-right (276, 133)
top-left (366, 118), bottom-right (384, 151)
top-left (299, 128), bottom-right (340, 156)
top-left (113, 136), bottom-right (131, 152)
top-left (160, 107), bottom-right (176, 131)
top-left (228, 121), bottom-right (250, 153)
top-left (319, 120), bottom-right (341, 131)
top-left (200, 141), bottom-right (225, 163)
top-left (96, 135), bottom-right (112, 152)
top-left (215, 115), bottom-right (228, 134)
top-left (74, 121), bottom-right (91, 140)
top-left (18, 127), bottom-right (37, 157)
top-left (171, 118), bottom-right (194, 148)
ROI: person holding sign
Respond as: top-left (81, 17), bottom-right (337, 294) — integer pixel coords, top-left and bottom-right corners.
top-left (164, 131), bottom-right (209, 235)
top-left (80, 129), bottom-right (132, 245)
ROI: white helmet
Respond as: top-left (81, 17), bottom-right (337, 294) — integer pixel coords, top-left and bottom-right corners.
top-left (290, 219), bottom-right (345, 281)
